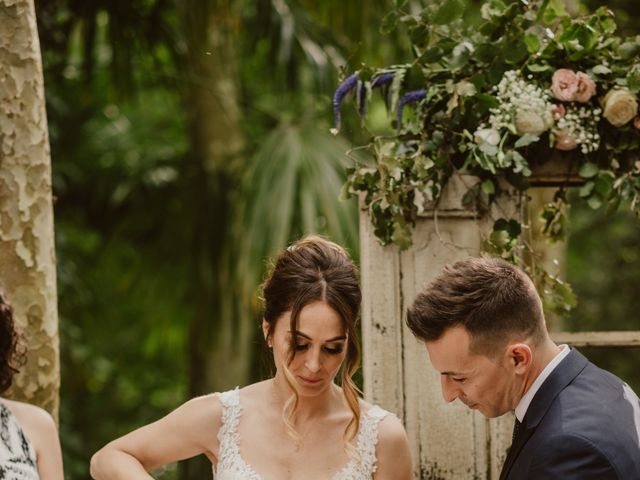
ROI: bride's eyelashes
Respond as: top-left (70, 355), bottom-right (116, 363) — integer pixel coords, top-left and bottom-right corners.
top-left (294, 343), bottom-right (344, 355)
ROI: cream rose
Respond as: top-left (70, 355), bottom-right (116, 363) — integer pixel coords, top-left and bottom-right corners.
top-left (474, 127), bottom-right (500, 146)
top-left (574, 72), bottom-right (597, 103)
top-left (551, 69), bottom-right (579, 102)
top-left (554, 128), bottom-right (578, 151)
top-left (515, 109), bottom-right (549, 135)
top-left (603, 88), bottom-right (638, 127)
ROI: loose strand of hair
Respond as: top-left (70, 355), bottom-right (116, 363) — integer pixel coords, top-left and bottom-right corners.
top-left (341, 362), bottom-right (362, 461)
top-left (281, 361), bottom-right (302, 445)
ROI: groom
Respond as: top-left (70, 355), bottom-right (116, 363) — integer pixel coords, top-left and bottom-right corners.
top-left (406, 257), bottom-right (640, 479)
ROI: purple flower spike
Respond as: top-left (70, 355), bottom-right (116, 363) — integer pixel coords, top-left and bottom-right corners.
top-left (397, 89), bottom-right (426, 129)
top-left (358, 82), bottom-right (368, 118)
top-left (332, 73), bottom-right (359, 134)
top-left (371, 72), bottom-right (395, 89)
top-left (358, 73), bottom-right (395, 118)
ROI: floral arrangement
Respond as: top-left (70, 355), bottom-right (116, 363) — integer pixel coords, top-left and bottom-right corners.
top-left (333, 0), bottom-right (640, 315)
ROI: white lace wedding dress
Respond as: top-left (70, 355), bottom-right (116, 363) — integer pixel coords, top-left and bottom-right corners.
top-left (213, 388), bottom-right (389, 480)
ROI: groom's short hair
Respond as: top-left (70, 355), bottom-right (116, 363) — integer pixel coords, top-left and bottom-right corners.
top-left (406, 257), bottom-right (546, 357)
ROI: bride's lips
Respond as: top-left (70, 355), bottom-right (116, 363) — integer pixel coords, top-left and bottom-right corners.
top-left (298, 376), bottom-right (322, 386)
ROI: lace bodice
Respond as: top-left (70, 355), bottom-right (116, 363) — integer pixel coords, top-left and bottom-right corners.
top-left (213, 388), bottom-right (390, 480)
top-left (0, 402), bottom-right (39, 479)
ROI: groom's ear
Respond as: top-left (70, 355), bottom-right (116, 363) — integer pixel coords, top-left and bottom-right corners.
top-left (507, 343), bottom-right (533, 374)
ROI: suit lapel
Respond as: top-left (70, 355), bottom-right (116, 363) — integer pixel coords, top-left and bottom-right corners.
top-left (499, 348), bottom-right (589, 480)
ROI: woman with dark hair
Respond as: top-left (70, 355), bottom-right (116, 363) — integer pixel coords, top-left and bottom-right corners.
top-left (91, 236), bottom-right (412, 479)
top-left (0, 291), bottom-right (64, 479)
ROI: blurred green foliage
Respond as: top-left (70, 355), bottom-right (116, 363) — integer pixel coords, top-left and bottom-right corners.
top-left (37, 0), bottom-right (400, 478)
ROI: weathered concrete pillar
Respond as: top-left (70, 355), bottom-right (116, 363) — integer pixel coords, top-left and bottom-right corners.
top-left (0, 0), bottom-right (60, 418)
top-left (361, 174), bottom-right (516, 479)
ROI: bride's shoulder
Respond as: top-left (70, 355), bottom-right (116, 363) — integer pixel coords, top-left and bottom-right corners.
top-left (357, 399), bottom-right (406, 441)
top-left (357, 401), bottom-right (411, 476)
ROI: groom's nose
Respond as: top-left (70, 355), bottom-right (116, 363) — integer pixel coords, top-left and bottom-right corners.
top-left (441, 376), bottom-right (462, 403)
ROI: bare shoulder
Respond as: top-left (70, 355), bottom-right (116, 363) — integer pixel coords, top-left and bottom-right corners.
top-left (363, 402), bottom-right (412, 480)
top-left (176, 391), bottom-right (224, 437)
top-left (236, 380), bottom-right (272, 408)
top-left (2, 399), bottom-right (57, 440)
top-left (357, 399), bottom-right (407, 442)
top-left (378, 411), bottom-right (406, 436)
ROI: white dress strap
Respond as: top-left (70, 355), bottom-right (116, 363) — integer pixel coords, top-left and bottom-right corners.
top-left (214, 388), bottom-right (262, 480)
top-left (334, 405), bottom-right (390, 479)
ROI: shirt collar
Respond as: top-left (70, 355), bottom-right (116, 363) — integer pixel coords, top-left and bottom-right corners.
top-left (515, 344), bottom-right (570, 422)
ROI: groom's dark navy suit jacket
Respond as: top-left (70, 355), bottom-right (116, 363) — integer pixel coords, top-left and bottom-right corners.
top-left (500, 348), bottom-right (640, 479)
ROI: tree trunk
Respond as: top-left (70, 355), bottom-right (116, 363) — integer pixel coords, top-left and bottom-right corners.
top-left (180, 1), bottom-right (253, 478)
top-left (0, 0), bottom-right (60, 419)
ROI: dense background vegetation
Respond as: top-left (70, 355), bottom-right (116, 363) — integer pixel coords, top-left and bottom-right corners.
top-left (32, 1), bottom-right (640, 478)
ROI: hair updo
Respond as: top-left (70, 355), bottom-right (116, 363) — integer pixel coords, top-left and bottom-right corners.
top-left (262, 236), bottom-right (362, 450)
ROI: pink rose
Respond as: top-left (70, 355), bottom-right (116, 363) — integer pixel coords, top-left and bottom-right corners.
top-left (554, 128), bottom-right (578, 151)
top-left (634, 117), bottom-right (640, 130)
top-left (552, 104), bottom-right (566, 119)
top-left (574, 72), bottom-right (596, 103)
top-left (551, 69), bottom-right (579, 102)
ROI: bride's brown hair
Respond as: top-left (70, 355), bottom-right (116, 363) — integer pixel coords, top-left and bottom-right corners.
top-left (262, 236), bottom-right (362, 453)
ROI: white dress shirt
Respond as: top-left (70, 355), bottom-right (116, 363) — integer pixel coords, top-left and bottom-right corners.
top-left (515, 344), bottom-right (570, 422)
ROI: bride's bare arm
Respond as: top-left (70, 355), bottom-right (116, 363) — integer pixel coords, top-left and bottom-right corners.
top-left (90, 394), bottom-right (222, 479)
top-left (374, 414), bottom-right (412, 480)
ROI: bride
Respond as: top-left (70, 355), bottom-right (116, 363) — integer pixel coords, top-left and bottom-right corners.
top-left (90, 236), bottom-right (412, 479)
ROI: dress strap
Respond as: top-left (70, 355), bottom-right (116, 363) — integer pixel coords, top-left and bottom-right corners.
top-left (215, 388), bottom-right (242, 464)
top-left (355, 405), bottom-right (390, 476)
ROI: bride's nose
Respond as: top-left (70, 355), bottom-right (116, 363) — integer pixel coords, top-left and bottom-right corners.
top-left (305, 349), bottom-right (322, 373)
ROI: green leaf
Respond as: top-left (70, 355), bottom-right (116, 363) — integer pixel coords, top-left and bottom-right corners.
top-left (388, 68), bottom-right (407, 115)
top-left (480, 0), bottom-right (507, 20)
top-left (380, 10), bottom-right (398, 34)
top-left (476, 94), bottom-right (500, 109)
top-left (504, 38), bottom-right (528, 64)
top-left (619, 42), bottom-right (640, 60)
top-left (579, 181), bottom-right (595, 198)
top-left (476, 44), bottom-right (496, 63)
top-left (433, 0), bottom-right (465, 25)
top-left (489, 229), bottom-right (510, 248)
top-left (594, 172), bottom-right (614, 196)
top-left (628, 66), bottom-right (640, 94)
top-left (524, 34), bottom-right (541, 54)
top-left (542, 0), bottom-right (568, 23)
top-left (515, 134), bottom-right (540, 148)
top-left (527, 63), bottom-right (552, 73)
top-left (579, 162), bottom-right (598, 179)
top-left (591, 65), bottom-right (612, 75)
top-left (587, 195), bottom-right (603, 209)
top-left (481, 179), bottom-right (495, 195)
